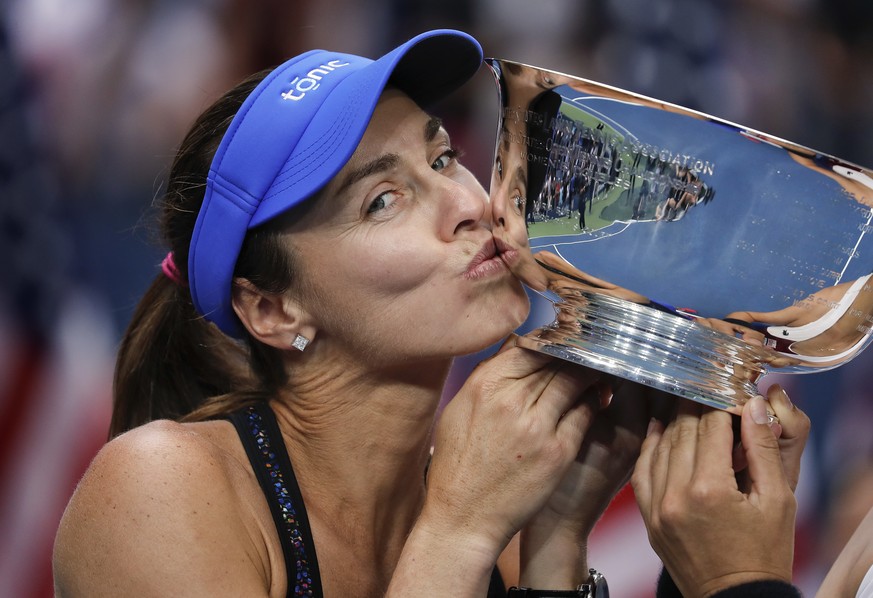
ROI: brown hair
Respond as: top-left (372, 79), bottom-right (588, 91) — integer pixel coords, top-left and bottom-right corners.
top-left (110, 71), bottom-right (305, 438)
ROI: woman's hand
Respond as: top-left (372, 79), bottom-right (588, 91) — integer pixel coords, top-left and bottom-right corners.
top-left (426, 336), bottom-right (603, 543)
top-left (632, 394), bottom-right (807, 598)
top-left (390, 336), bottom-right (604, 596)
top-left (517, 381), bottom-right (674, 587)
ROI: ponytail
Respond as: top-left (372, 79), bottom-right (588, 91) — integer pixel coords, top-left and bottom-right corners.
top-left (110, 273), bottom-right (251, 438)
top-left (109, 68), bottom-right (297, 438)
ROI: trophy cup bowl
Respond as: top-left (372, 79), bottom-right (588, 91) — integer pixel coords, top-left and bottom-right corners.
top-left (487, 58), bottom-right (873, 414)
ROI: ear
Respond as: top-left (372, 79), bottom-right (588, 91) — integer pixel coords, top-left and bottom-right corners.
top-left (231, 279), bottom-right (317, 351)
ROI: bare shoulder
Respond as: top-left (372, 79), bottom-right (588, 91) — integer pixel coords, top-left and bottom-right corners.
top-left (53, 419), bottom-right (271, 597)
top-left (818, 505), bottom-right (873, 598)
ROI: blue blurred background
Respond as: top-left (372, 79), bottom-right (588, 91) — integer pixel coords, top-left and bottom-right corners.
top-left (1, 1), bottom-right (871, 596)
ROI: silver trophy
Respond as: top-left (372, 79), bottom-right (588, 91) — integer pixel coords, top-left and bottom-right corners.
top-left (487, 58), bottom-right (873, 413)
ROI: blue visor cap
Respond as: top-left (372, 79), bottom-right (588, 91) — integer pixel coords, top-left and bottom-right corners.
top-left (188, 29), bottom-right (483, 336)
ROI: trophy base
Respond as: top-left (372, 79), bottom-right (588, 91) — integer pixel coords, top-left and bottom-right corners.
top-left (516, 288), bottom-right (772, 412)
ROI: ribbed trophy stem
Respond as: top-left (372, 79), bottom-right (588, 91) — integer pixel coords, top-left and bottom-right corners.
top-left (516, 287), bottom-right (771, 411)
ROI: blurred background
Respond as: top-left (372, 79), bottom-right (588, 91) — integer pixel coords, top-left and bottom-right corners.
top-left (1, 0), bottom-right (872, 596)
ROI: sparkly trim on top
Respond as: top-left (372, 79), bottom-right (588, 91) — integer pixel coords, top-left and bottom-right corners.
top-left (243, 406), bottom-right (315, 597)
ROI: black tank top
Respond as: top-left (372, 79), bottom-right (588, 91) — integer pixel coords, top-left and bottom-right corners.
top-left (229, 402), bottom-right (507, 598)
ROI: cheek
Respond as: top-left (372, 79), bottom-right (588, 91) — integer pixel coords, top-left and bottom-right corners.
top-left (508, 217), bottom-right (530, 249)
top-left (302, 234), bottom-right (451, 340)
top-left (346, 236), bottom-right (444, 297)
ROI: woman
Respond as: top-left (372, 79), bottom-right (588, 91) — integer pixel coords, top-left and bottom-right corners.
top-left (52, 27), bottom-right (815, 597)
top-left (52, 30), bottom-right (654, 597)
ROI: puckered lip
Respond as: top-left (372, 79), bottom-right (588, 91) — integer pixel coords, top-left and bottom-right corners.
top-left (492, 235), bottom-right (520, 268)
top-left (464, 238), bottom-right (509, 280)
top-left (465, 238), bottom-right (498, 273)
top-left (492, 236), bottom-right (512, 256)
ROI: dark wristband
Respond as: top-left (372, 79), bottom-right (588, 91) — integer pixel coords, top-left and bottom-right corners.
top-left (507, 568), bottom-right (608, 598)
top-left (508, 590), bottom-right (586, 597)
top-left (710, 580), bottom-right (802, 598)
top-left (656, 567), bottom-right (800, 598)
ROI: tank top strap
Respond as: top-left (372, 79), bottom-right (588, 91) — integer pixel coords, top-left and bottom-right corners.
top-left (228, 402), bottom-right (323, 598)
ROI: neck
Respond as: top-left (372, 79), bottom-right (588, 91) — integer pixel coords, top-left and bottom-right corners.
top-left (271, 357), bottom-right (452, 548)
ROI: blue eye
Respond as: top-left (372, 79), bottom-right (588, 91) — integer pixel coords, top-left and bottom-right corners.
top-left (367, 193), bottom-right (389, 214)
top-left (431, 148), bottom-right (459, 171)
top-left (367, 191), bottom-right (397, 214)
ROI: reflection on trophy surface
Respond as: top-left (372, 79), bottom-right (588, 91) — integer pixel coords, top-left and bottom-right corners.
top-left (487, 58), bottom-right (873, 413)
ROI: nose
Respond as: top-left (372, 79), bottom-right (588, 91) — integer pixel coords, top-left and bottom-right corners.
top-left (433, 171), bottom-right (490, 241)
top-left (490, 183), bottom-right (509, 231)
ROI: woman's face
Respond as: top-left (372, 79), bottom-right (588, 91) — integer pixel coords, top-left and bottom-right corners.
top-left (489, 123), bottom-right (554, 292)
top-left (285, 89), bottom-right (529, 364)
top-left (491, 123), bottom-right (532, 253)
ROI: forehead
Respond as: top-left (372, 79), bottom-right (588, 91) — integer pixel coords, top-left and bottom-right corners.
top-left (285, 90), bottom-right (439, 226)
top-left (325, 90), bottom-right (440, 187)
top-left (351, 88), bottom-right (433, 148)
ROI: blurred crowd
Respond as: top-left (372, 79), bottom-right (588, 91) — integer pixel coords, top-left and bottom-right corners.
top-left (1, 0), bottom-right (871, 596)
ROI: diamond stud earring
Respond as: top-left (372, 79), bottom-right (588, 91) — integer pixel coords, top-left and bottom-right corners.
top-left (291, 334), bottom-right (310, 352)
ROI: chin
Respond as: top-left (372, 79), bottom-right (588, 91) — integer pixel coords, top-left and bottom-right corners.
top-left (506, 277), bottom-right (532, 323)
top-left (506, 289), bottom-right (531, 330)
top-left (471, 287), bottom-right (531, 352)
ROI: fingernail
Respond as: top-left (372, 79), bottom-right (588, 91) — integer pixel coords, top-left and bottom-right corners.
top-left (770, 421), bottom-right (783, 439)
top-left (781, 387), bottom-right (794, 410)
top-left (647, 417), bottom-right (659, 436)
top-left (599, 381), bottom-right (613, 408)
top-left (750, 395), bottom-right (769, 425)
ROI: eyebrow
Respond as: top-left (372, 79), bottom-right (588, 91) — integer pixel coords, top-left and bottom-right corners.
top-left (337, 153), bottom-right (400, 195)
top-left (336, 115), bottom-right (445, 194)
top-left (425, 115), bottom-right (443, 142)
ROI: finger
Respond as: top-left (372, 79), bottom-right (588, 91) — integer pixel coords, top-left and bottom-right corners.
top-left (480, 347), bottom-right (604, 431)
top-left (740, 395), bottom-right (790, 498)
top-left (765, 384), bottom-right (810, 492)
top-left (554, 387), bottom-right (601, 452)
top-left (475, 346), bottom-right (559, 401)
top-left (647, 412), bottom-right (680, 510)
top-left (495, 333), bottom-right (520, 355)
top-left (662, 400), bottom-right (704, 492)
top-left (482, 343), bottom-right (551, 378)
top-left (694, 407), bottom-right (735, 477)
top-left (536, 363), bottom-right (603, 425)
top-left (631, 418), bottom-right (665, 516)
